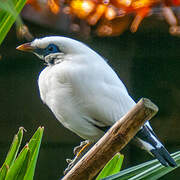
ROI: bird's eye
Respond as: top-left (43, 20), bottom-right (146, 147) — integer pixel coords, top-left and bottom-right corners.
top-left (44, 44), bottom-right (60, 57)
top-left (48, 46), bottom-right (54, 51)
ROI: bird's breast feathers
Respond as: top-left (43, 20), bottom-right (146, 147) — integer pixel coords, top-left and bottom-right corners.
top-left (38, 54), bottom-right (135, 139)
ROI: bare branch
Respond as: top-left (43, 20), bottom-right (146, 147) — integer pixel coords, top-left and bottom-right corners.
top-left (62, 98), bottom-right (159, 180)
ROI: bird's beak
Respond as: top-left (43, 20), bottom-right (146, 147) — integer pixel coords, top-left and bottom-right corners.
top-left (16, 42), bottom-right (35, 52)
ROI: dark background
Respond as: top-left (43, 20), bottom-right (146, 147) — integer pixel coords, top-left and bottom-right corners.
top-left (0, 18), bottom-right (180, 179)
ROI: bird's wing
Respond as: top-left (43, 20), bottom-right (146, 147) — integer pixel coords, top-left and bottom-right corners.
top-left (135, 121), bottom-right (177, 167)
top-left (40, 52), bottom-right (176, 167)
top-left (68, 55), bottom-right (136, 128)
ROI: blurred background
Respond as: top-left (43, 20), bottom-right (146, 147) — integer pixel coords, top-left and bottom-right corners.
top-left (0, 0), bottom-right (180, 179)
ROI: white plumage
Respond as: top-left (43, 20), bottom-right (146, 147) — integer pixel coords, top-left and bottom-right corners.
top-left (17, 36), bottom-right (176, 167)
top-left (38, 38), bottom-right (135, 141)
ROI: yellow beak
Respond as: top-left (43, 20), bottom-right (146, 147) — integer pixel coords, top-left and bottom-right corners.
top-left (16, 42), bottom-right (35, 52)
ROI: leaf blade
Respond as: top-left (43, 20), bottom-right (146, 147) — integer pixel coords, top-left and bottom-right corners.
top-left (23, 127), bottom-right (44, 180)
top-left (103, 151), bottom-right (180, 180)
top-left (129, 152), bottom-right (180, 180)
top-left (96, 153), bottom-right (124, 180)
top-left (5, 144), bottom-right (29, 180)
top-left (0, 0), bottom-right (27, 45)
top-left (0, 164), bottom-right (9, 180)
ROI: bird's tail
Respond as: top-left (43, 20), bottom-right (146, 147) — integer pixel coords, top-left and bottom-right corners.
top-left (135, 122), bottom-right (177, 167)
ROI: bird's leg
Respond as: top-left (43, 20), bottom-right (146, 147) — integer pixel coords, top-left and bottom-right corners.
top-left (64, 140), bottom-right (93, 175)
top-left (73, 140), bottom-right (90, 155)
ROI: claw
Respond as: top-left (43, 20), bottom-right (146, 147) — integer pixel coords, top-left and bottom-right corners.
top-left (73, 140), bottom-right (90, 155)
top-left (73, 146), bottom-right (81, 155)
top-left (64, 155), bottom-right (79, 175)
top-left (64, 140), bottom-right (93, 174)
top-left (66, 158), bottom-right (72, 163)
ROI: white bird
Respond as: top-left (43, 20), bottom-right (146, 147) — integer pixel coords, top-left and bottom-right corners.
top-left (17, 36), bottom-right (176, 167)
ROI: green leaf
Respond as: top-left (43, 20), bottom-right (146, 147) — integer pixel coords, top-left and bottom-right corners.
top-left (15, 148), bottom-right (30, 180)
top-left (0, 164), bottom-right (9, 180)
top-left (5, 144), bottom-right (29, 180)
top-left (0, 127), bottom-right (24, 179)
top-left (103, 159), bottom-right (158, 180)
top-left (0, 0), bottom-right (18, 17)
top-left (128, 152), bottom-right (180, 180)
top-left (23, 127), bottom-right (44, 180)
top-left (0, 0), bottom-right (27, 45)
top-left (96, 153), bottom-right (124, 180)
top-left (4, 127), bottom-right (24, 167)
top-left (103, 151), bottom-right (180, 180)
top-left (0, 127), bottom-right (44, 180)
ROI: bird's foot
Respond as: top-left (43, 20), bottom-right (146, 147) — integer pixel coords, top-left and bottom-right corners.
top-left (73, 140), bottom-right (90, 155)
top-left (64, 154), bottom-right (81, 175)
top-left (64, 140), bottom-right (92, 175)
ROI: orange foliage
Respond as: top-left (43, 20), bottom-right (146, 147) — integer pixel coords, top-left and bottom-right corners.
top-left (25, 0), bottom-right (180, 36)
top-left (48, 0), bottom-right (60, 14)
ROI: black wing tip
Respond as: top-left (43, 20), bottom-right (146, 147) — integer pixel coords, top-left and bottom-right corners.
top-left (151, 147), bottom-right (177, 167)
top-left (169, 160), bottom-right (177, 167)
top-left (165, 154), bottom-right (177, 167)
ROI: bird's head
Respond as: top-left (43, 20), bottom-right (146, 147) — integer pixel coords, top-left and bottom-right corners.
top-left (16, 36), bottom-right (92, 65)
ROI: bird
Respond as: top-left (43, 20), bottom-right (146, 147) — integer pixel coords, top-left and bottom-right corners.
top-left (16, 36), bottom-right (176, 167)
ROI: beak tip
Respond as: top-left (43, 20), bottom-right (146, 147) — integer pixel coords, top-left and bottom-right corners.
top-left (16, 43), bottom-right (34, 52)
top-left (16, 45), bottom-right (22, 50)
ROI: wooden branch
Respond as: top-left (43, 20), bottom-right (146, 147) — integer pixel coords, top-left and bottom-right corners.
top-left (62, 98), bottom-right (159, 180)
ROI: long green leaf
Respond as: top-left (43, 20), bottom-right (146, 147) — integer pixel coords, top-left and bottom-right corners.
top-left (0, 127), bottom-right (24, 179)
top-left (5, 144), bottom-right (29, 180)
top-left (15, 148), bottom-right (30, 180)
top-left (128, 152), bottom-right (180, 180)
top-left (0, 0), bottom-right (27, 45)
top-left (102, 160), bottom-right (158, 180)
top-left (0, 164), bottom-right (9, 180)
top-left (4, 127), bottom-right (24, 167)
top-left (23, 127), bottom-right (44, 180)
top-left (0, 0), bottom-right (18, 17)
top-left (103, 151), bottom-right (180, 180)
top-left (96, 153), bottom-right (124, 180)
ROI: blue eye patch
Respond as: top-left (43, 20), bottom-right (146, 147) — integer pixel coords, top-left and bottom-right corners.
top-left (34, 44), bottom-right (61, 57)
